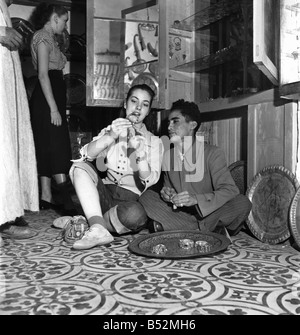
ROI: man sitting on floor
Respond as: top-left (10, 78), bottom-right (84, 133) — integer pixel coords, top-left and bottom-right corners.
top-left (139, 99), bottom-right (252, 236)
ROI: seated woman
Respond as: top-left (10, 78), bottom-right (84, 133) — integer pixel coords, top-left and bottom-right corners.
top-left (68, 84), bottom-right (164, 250)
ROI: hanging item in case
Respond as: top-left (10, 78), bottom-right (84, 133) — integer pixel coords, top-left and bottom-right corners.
top-left (132, 34), bottom-right (147, 74)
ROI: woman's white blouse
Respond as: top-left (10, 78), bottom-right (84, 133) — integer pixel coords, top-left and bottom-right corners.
top-left (73, 123), bottom-right (164, 196)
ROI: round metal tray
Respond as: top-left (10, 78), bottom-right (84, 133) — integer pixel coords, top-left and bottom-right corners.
top-left (246, 165), bottom-right (299, 244)
top-left (128, 230), bottom-right (231, 259)
top-left (289, 187), bottom-right (300, 250)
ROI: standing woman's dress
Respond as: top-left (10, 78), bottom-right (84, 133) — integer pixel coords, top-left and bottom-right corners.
top-left (0, 0), bottom-right (39, 225)
top-left (29, 28), bottom-right (72, 177)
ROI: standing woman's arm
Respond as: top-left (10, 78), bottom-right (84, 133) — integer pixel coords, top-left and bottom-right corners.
top-left (37, 41), bottom-right (62, 126)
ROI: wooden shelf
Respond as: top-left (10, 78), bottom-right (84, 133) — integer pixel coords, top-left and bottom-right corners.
top-left (279, 81), bottom-right (300, 100)
top-left (198, 88), bottom-right (288, 113)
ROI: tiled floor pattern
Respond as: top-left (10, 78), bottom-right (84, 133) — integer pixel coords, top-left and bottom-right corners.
top-left (0, 209), bottom-right (300, 315)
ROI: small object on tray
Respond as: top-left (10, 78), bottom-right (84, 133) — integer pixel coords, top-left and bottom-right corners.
top-left (179, 238), bottom-right (194, 249)
top-left (128, 230), bottom-right (230, 259)
top-left (195, 240), bottom-right (211, 253)
top-left (152, 244), bottom-right (168, 255)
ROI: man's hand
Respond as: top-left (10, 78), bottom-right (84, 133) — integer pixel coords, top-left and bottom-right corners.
top-left (171, 191), bottom-right (197, 208)
top-left (0, 27), bottom-right (23, 50)
top-left (160, 186), bottom-right (177, 203)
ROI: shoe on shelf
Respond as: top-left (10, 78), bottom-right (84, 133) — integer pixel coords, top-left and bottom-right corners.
top-left (53, 216), bottom-right (73, 229)
top-left (0, 224), bottom-right (36, 239)
top-left (40, 199), bottom-right (62, 211)
top-left (73, 224), bottom-right (114, 250)
top-left (148, 220), bottom-right (164, 233)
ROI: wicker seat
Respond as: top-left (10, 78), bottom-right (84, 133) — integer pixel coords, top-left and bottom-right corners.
top-left (228, 160), bottom-right (246, 195)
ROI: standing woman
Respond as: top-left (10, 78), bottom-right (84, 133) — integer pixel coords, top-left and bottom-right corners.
top-left (29, 3), bottom-right (76, 216)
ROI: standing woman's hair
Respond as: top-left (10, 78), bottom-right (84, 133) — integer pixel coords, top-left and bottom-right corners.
top-left (29, 2), bottom-right (68, 30)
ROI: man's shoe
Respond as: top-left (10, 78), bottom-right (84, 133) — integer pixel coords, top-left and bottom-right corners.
top-left (227, 222), bottom-right (245, 236)
top-left (213, 226), bottom-right (232, 243)
top-left (72, 224), bottom-right (114, 250)
top-left (148, 220), bottom-right (164, 233)
top-left (0, 224), bottom-right (36, 239)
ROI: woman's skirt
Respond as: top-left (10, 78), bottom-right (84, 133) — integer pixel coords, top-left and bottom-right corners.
top-left (30, 70), bottom-right (72, 176)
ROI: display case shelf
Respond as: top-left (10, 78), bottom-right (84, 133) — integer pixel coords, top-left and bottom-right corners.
top-left (171, 0), bottom-right (242, 32)
top-left (172, 42), bottom-right (252, 73)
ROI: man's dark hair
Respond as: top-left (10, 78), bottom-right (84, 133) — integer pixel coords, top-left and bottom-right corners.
top-left (170, 99), bottom-right (201, 133)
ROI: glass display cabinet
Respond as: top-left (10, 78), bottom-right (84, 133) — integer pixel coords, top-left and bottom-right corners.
top-left (86, 0), bottom-right (159, 108)
top-left (279, 0), bottom-right (300, 99)
top-left (87, 0), bottom-right (297, 109)
top-left (122, 2), bottom-right (159, 106)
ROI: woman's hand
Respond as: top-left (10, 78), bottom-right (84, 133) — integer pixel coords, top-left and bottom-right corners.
top-left (50, 110), bottom-right (62, 126)
top-left (129, 135), bottom-right (146, 153)
top-left (109, 118), bottom-right (132, 140)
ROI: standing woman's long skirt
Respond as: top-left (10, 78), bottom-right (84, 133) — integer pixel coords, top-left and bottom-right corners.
top-left (30, 70), bottom-right (72, 176)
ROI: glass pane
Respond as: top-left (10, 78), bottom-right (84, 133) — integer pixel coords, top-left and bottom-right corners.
top-left (123, 3), bottom-right (159, 105)
top-left (253, 0), bottom-right (280, 85)
top-left (93, 19), bottom-right (123, 102)
top-left (124, 20), bottom-right (159, 100)
top-left (281, 0), bottom-right (300, 85)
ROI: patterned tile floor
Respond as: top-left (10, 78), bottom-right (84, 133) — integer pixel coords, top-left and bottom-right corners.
top-left (0, 208), bottom-right (300, 316)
